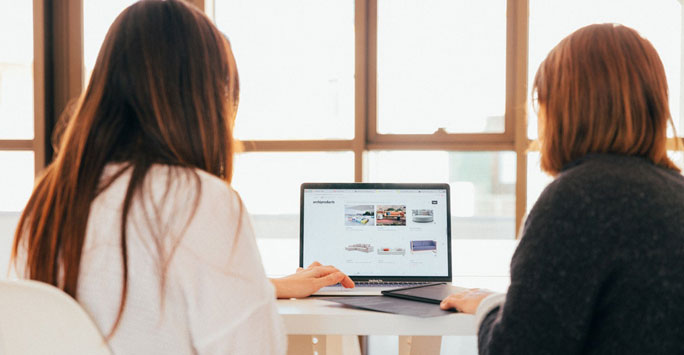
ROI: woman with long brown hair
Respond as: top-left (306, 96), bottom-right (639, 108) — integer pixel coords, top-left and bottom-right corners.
top-left (11, 1), bottom-right (351, 353)
top-left (441, 24), bottom-right (684, 353)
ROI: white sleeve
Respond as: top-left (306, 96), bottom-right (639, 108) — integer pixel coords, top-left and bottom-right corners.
top-left (171, 178), bottom-right (286, 355)
top-left (475, 292), bottom-right (507, 331)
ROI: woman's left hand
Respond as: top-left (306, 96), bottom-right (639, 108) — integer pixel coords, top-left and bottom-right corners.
top-left (440, 288), bottom-right (493, 314)
top-left (271, 261), bottom-right (355, 299)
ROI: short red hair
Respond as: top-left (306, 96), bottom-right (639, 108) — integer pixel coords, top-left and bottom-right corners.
top-left (533, 23), bottom-right (678, 175)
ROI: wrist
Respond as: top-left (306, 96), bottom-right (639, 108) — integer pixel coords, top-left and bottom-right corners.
top-left (475, 293), bottom-right (506, 328)
top-left (270, 278), bottom-right (284, 299)
top-left (271, 277), bottom-right (297, 299)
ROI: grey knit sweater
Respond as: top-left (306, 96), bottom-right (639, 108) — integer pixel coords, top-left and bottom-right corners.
top-left (479, 154), bottom-right (684, 354)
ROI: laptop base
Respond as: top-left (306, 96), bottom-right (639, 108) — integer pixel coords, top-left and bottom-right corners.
top-left (312, 282), bottom-right (443, 296)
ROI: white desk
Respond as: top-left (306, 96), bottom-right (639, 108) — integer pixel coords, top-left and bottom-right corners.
top-left (263, 239), bottom-right (516, 354)
top-left (278, 298), bottom-right (476, 336)
top-left (278, 298), bottom-right (476, 355)
top-left (276, 275), bottom-right (510, 355)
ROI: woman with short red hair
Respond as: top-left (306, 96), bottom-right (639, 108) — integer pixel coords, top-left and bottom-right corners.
top-left (442, 24), bottom-right (684, 354)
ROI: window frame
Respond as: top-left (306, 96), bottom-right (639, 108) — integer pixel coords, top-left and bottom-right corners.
top-left (0, 0), bottom-right (45, 173)
top-left (0, 0), bottom-right (83, 176)
top-left (9, 0), bottom-right (684, 238)
top-left (233, 0), bottom-right (531, 236)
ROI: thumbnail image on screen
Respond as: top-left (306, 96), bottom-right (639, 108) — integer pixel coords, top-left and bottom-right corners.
top-left (345, 243), bottom-right (374, 253)
top-left (376, 205), bottom-right (406, 226)
top-left (410, 240), bottom-right (437, 254)
top-left (412, 209), bottom-right (434, 223)
top-left (344, 205), bottom-right (375, 226)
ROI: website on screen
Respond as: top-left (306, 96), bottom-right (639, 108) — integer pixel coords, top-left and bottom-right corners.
top-left (302, 189), bottom-right (449, 276)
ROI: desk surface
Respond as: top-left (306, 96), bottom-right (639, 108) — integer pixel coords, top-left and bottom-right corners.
top-left (267, 239), bottom-right (514, 337)
top-left (278, 298), bottom-right (476, 336)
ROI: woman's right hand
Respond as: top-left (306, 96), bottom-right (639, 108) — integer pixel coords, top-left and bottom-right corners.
top-left (439, 288), bottom-right (493, 314)
top-left (270, 261), bottom-right (355, 299)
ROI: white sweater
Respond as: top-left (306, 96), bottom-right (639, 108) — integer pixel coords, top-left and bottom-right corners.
top-left (19, 164), bottom-right (286, 354)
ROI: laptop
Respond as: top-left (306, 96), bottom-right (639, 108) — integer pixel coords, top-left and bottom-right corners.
top-left (300, 183), bottom-right (452, 296)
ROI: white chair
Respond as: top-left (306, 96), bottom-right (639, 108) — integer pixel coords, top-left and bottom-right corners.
top-left (0, 279), bottom-right (112, 355)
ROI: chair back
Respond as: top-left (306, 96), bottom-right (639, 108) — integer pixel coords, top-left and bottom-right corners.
top-left (0, 279), bottom-right (112, 355)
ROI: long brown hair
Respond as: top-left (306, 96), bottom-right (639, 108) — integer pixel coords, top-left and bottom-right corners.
top-left (533, 23), bottom-right (678, 175)
top-left (12, 0), bottom-right (239, 335)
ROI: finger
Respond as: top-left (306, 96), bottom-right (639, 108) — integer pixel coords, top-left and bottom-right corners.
top-left (311, 265), bottom-right (341, 277)
top-left (442, 292), bottom-right (464, 301)
top-left (340, 274), bottom-right (355, 288)
top-left (440, 295), bottom-right (461, 311)
top-left (451, 290), bottom-right (471, 298)
top-left (307, 261), bottom-right (322, 269)
top-left (442, 294), bottom-right (460, 302)
top-left (312, 265), bottom-right (353, 287)
top-left (317, 271), bottom-right (347, 288)
top-left (295, 267), bottom-right (304, 273)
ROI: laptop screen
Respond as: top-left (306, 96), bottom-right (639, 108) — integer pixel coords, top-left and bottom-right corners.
top-left (300, 183), bottom-right (451, 280)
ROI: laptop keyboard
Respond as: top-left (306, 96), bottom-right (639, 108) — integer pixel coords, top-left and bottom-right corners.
top-left (344, 281), bottom-right (433, 287)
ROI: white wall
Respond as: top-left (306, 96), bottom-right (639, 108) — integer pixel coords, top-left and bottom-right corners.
top-left (0, 212), bottom-right (20, 278)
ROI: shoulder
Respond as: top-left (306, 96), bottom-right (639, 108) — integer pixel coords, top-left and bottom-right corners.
top-left (144, 164), bottom-right (233, 195)
top-left (520, 156), bottom-right (626, 248)
top-left (192, 168), bottom-right (236, 197)
top-left (144, 164), bottom-right (241, 211)
top-left (560, 154), bottom-right (684, 192)
top-left (123, 164), bottom-right (248, 248)
top-left (523, 154), bottom-right (684, 247)
top-left (192, 168), bottom-right (244, 218)
top-left (535, 154), bottom-right (683, 214)
top-left (147, 165), bottom-right (255, 267)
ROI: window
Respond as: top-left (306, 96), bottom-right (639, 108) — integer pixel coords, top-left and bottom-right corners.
top-left (0, 151), bottom-right (34, 211)
top-left (7, 0), bottom-right (684, 238)
top-left (232, 152), bottom-right (354, 238)
top-left (0, 1), bottom-right (35, 212)
top-left (212, 0), bottom-right (684, 241)
top-left (214, 0), bottom-right (355, 140)
top-left (528, 0), bottom-right (682, 139)
top-left (83, 0), bottom-right (137, 84)
top-left (212, 0), bottom-right (527, 240)
top-left (376, 0), bottom-right (507, 135)
top-left (368, 151), bottom-right (516, 239)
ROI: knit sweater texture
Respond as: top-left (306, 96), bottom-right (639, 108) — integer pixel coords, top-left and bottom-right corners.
top-left (479, 154), bottom-right (684, 354)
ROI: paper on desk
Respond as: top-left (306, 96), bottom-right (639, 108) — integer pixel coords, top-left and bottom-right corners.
top-left (320, 296), bottom-right (456, 317)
